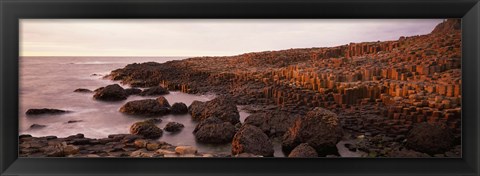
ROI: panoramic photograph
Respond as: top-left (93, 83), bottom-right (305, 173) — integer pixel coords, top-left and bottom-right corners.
top-left (19, 19), bottom-right (461, 158)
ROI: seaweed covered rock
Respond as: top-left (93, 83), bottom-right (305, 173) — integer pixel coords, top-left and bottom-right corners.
top-left (282, 107), bottom-right (343, 156)
top-left (231, 125), bottom-right (274, 157)
top-left (129, 121), bottom-right (163, 139)
top-left (193, 117), bottom-right (236, 144)
top-left (93, 84), bottom-right (128, 101)
top-left (406, 122), bottom-right (455, 155)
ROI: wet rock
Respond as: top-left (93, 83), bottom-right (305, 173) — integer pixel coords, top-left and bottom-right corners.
top-left (163, 122), bottom-right (184, 132)
top-left (64, 145), bottom-right (80, 155)
top-left (170, 102), bottom-right (188, 114)
top-left (175, 146), bottom-right (197, 155)
top-left (188, 100), bottom-right (206, 118)
top-left (30, 124), bottom-right (47, 129)
top-left (156, 96), bottom-right (171, 107)
top-left (93, 87), bottom-right (104, 92)
top-left (134, 139), bottom-right (147, 148)
top-left (138, 86), bottom-right (169, 96)
top-left (119, 98), bottom-right (170, 116)
top-left (73, 88), bottom-right (93, 93)
top-left (406, 122), bottom-right (455, 155)
top-left (146, 143), bottom-right (160, 151)
top-left (288, 143), bottom-right (318, 157)
top-left (93, 84), bottom-right (128, 101)
top-left (125, 88), bottom-right (142, 95)
top-left (156, 149), bottom-right (177, 155)
top-left (231, 125), bottom-right (274, 157)
top-left (67, 120), bottom-right (83, 124)
top-left (26, 108), bottom-right (70, 115)
top-left (244, 111), bottom-right (296, 137)
top-left (282, 107), bottom-right (343, 156)
top-left (129, 121), bottom-right (163, 139)
top-left (193, 117), bottom-right (236, 144)
top-left (189, 96), bottom-right (240, 124)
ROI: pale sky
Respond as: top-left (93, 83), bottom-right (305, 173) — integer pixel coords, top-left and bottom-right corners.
top-left (20, 19), bottom-right (444, 57)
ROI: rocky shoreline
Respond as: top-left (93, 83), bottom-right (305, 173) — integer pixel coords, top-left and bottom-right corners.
top-left (20, 19), bottom-right (462, 158)
top-left (19, 133), bottom-right (229, 157)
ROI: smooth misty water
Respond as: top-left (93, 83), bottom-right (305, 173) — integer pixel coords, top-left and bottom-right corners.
top-left (18, 57), bottom-right (270, 155)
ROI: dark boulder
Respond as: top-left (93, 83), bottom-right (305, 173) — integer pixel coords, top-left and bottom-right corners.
top-left (156, 96), bottom-right (171, 107)
top-left (73, 88), bottom-right (92, 93)
top-left (129, 121), bottom-right (163, 139)
top-left (244, 111), bottom-right (296, 137)
top-left (193, 117), bottom-right (236, 144)
top-left (231, 125), bottom-right (274, 157)
top-left (163, 122), bottom-right (185, 132)
top-left (282, 107), bottom-right (343, 156)
top-left (119, 98), bottom-right (170, 116)
top-left (170, 102), bottom-right (188, 114)
top-left (138, 86), bottom-right (169, 96)
top-left (189, 96), bottom-right (240, 124)
top-left (188, 101), bottom-right (206, 118)
top-left (26, 108), bottom-right (70, 115)
top-left (288, 143), bottom-right (318, 157)
top-left (406, 122), bottom-right (455, 155)
top-left (29, 124), bottom-right (46, 129)
top-left (125, 88), bottom-right (142, 95)
top-left (93, 84), bottom-right (127, 101)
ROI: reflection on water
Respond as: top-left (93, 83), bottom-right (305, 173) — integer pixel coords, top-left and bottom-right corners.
top-left (19, 57), bottom-right (283, 155)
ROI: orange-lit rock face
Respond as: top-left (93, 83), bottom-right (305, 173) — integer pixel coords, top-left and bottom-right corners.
top-left (109, 19), bottom-right (462, 140)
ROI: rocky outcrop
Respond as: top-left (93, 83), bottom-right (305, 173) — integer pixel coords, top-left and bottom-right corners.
top-left (73, 88), bottom-right (92, 93)
top-left (406, 122), bottom-right (455, 155)
top-left (138, 86), bottom-right (169, 96)
top-left (119, 97), bottom-right (171, 116)
top-left (193, 117), bottom-right (236, 144)
top-left (26, 108), bottom-right (70, 115)
top-left (93, 84), bottom-right (128, 101)
top-left (164, 122), bottom-right (184, 132)
top-left (231, 125), bottom-right (274, 157)
top-left (19, 133), bottom-right (220, 157)
top-left (288, 143), bottom-right (318, 157)
top-left (170, 102), bottom-right (188, 114)
top-left (189, 96), bottom-right (240, 124)
top-left (431, 19), bottom-right (461, 34)
top-left (243, 111), bottom-right (296, 137)
top-left (129, 121), bottom-right (163, 139)
top-left (282, 107), bottom-right (343, 156)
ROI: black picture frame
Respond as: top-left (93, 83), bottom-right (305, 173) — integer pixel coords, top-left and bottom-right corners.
top-left (1, 0), bottom-right (479, 176)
